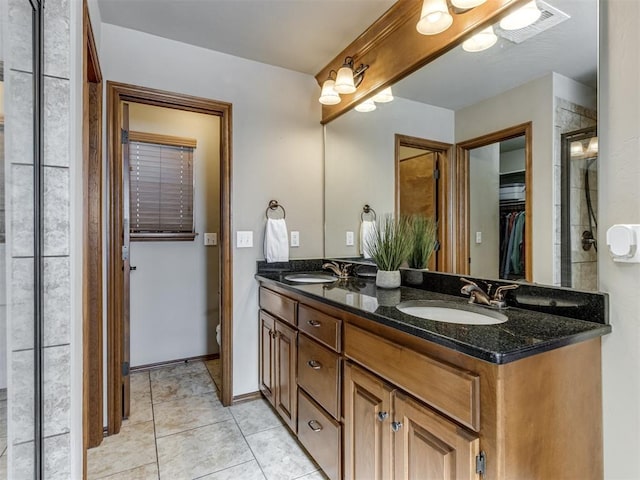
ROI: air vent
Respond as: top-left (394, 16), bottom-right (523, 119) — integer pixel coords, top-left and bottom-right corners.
top-left (495, 1), bottom-right (571, 44)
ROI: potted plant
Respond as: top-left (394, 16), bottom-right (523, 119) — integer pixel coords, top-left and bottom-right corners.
top-left (365, 214), bottom-right (412, 289)
top-left (406, 215), bottom-right (437, 285)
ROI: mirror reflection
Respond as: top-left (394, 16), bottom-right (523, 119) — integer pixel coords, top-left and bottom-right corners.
top-left (323, 0), bottom-right (598, 289)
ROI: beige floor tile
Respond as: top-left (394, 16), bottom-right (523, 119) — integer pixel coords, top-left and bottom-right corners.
top-left (153, 392), bottom-right (232, 438)
top-left (246, 426), bottom-right (318, 480)
top-left (96, 462), bottom-right (159, 480)
top-left (294, 470), bottom-right (328, 480)
top-left (230, 398), bottom-right (283, 436)
top-left (157, 420), bottom-right (253, 480)
top-left (130, 371), bottom-right (150, 396)
top-left (0, 454), bottom-right (5, 480)
top-left (123, 389), bottom-right (153, 426)
top-left (151, 370), bottom-right (215, 404)
top-left (199, 459), bottom-right (266, 480)
top-left (149, 361), bottom-right (207, 382)
top-left (205, 359), bottom-right (222, 390)
top-left (87, 420), bottom-right (157, 479)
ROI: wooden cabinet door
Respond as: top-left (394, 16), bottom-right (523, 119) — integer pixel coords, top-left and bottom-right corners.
top-left (275, 319), bottom-right (298, 432)
top-left (344, 363), bottom-right (394, 480)
top-left (259, 311), bottom-right (276, 405)
top-left (393, 392), bottom-right (480, 480)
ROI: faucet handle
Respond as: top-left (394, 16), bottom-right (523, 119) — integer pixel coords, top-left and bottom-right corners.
top-left (460, 278), bottom-right (479, 288)
top-left (493, 284), bottom-right (519, 301)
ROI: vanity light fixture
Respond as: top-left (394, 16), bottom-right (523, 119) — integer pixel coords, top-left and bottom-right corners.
top-left (451, 0), bottom-right (487, 9)
top-left (355, 99), bottom-right (377, 113)
top-left (587, 136), bottom-right (599, 154)
top-left (318, 70), bottom-right (341, 105)
top-left (372, 87), bottom-right (394, 103)
top-left (416, 0), bottom-right (453, 35)
top-left (499, 0), bottom-right (542, 30)
top-left (334, 56), bottom-right (369, 95)
top-left (462, 26), bottom-right (498, 52)
top-left (570, 141), bottom-right (584, 157)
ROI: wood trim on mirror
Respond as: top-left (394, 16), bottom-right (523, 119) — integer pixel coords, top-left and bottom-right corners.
top-left (315, 0), bottom-right (530, 124)
top-left (395, 134), bottom-right (454, 272)
top-left (455, 122), bottom-right (533, 281)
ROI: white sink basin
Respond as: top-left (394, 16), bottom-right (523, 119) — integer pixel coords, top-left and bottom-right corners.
top-left (284, 273), bottom-right (337, 284)
top-left (396, 300), bottom-right (507, 325)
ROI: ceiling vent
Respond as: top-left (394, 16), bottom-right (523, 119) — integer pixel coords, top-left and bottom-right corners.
top-left (495, 1), bottom-right (571, 44)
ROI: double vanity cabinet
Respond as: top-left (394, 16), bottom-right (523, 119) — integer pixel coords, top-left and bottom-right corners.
top-left (257, 276), bottom-right (609, 480)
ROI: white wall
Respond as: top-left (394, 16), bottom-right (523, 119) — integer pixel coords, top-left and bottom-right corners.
top-left (128, 103), bottom-right (220, 366)
top-left (469, 143), bottom-right (499, 278)
top-left (600, 0), bottom-right (640, 477)
top-left (324, 97), bottom-right (454, 257)
top-left (99, 24), bottom-right (324, 395)
top-left (456, 74), bottom-right (554, 284)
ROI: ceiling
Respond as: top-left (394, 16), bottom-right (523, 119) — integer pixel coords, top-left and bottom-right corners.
top-left (97, 0), bottom-right (597, 111)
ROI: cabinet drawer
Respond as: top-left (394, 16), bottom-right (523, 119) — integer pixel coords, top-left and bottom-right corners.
top-left (259, 287), bottom-right (297, 326)
top-left (298, 390), bottom-right (341, 480)
top-left (344, 323), bottom-right (480, 431)
top-left (298, 305), bottom-right (341, 352)
top-left (298, 334), bottom-right (341, 419)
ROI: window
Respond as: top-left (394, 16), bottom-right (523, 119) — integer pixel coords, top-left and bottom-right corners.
top-left (128, 131), bottom-right (196, 240)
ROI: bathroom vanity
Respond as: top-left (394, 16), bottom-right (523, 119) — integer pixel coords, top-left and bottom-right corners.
top-left (256, 267), bottom-right (610, 480)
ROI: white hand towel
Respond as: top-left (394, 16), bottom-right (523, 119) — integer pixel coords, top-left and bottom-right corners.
top-left (360, 220), bottom-right (376, 259)
top-left (264, 218), bottom-right (289, 263)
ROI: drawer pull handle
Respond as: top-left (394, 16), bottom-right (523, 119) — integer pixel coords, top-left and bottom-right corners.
top-left (377, 411), bottom-right (389, 422)
top-left (308, 420), bottom-right (323, 432)
top-left (307, 319), bottom-right (322, 328)
top-left (391, 421), bottom-right (403, 433)
top-left (307, 360), bottom-right (322, 370)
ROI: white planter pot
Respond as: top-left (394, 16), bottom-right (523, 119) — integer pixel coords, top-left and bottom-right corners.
top-left (405, 268), bottom-right (428, 286)
top-left (376, 288), bottom-right (402, 306)
top-left (376, 270), bottom-right (401, 289)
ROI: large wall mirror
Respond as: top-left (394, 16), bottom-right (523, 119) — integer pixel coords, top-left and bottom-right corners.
top-left (324, 0), bottom-right (598, 290)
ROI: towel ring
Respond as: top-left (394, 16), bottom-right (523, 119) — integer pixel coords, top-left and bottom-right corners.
top-left (361, 204), bottom-right (376, 221)
top-left (266, 200), bottom-right (286, 219)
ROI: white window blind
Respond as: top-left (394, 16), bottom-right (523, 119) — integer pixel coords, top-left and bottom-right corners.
top-left (129, 134), bottom-right (195, 237)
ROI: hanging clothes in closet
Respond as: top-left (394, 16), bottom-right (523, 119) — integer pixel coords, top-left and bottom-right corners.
top-left (500, 209), bottom-right (525, 279)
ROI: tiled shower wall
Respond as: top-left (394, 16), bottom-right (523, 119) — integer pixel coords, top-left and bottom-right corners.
top-left (553, 97), bottom-right (598, 290)
top-left (5, 0), bottom-right (72, 477)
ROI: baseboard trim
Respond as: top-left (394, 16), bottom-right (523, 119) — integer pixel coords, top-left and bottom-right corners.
top-left (232, 391), bottom-right (263, 404)
top-left (130, 353), bottom-right (220, 373)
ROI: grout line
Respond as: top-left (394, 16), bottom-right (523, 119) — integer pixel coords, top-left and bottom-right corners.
top-left (191, 459), bottom-right (257, 480)
top-left (92, 462), bottom-right (158, 480)
top-left (154, 418), bottom-right (236, 441)
top-left (148, 371), bottom-right (161, 480)
top-left (230, 405), bottom-right (270, 480)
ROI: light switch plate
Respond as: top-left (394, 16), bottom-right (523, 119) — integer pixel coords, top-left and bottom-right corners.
top-left (291, 231), bottom-right (300, 247)
top-left (236, 231), bottom-right (253, 248)
top-left (204, 233), bottom-right (217, 246)
top-left (346, 231), bottom-right (355, 246)
top-left (475, 232), bottom-right (482, 244)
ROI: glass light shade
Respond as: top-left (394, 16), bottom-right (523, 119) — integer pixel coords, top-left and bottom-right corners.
top-left (355, 99), bottom-right (377, 113)
top-left (416, 0), bottom-right (453, 35)
top-left (587, 136), bottom-right (599, 154)
top-left (499, 1), bottom-right (541, 30)
top-left (451, 0), bottom-right (487, 9)
top-left (318, 79), bottom-right (341, 105)
top-left (462, 26), bottom-right (498, 52)
top-left (372, 87), bottom-right (394, 103)
top-left (334, 65), bottom-right (357, 94)
top-left (570, 141), bottom-right (584, 157)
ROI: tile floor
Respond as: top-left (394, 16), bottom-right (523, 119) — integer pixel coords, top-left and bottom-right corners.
top-left (87, 360), bottom-right (326, 480)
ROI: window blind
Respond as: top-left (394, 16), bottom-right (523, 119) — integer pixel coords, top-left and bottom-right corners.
top-left (129, 139), bottom-right (194, 235)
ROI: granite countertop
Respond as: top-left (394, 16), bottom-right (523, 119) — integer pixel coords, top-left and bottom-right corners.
top-left (255, 271), bottom-right (612, 365)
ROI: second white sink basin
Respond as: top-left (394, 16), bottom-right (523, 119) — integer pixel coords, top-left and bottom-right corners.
top-left (284, 273), bottom-right (337, 284)
top-left (396, 300), bottom-right (507, 325)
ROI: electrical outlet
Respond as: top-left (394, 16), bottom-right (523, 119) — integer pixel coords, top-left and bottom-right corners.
top-left (346, 231), bottom-right (355, 246)
top-left (476, 231), bottom-right (482, 244)
top-left (204, 233), bottom-right (217, 246)
top-left (291, 231), bottom-right (300, 247)
top-left (236, 231), bottom-right (253, 248)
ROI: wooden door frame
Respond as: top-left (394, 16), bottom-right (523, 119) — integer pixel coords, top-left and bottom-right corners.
top-left (394, 134), bottom-right (454, 272)
top-left (455, 122), bottom-right (533, 280)
top-left (82, 0), bottom-right (103, 459)
top-left (105, 82), bottom-right (233, 434)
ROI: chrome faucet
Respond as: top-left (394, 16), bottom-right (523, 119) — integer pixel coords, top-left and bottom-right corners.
top-left (460, 278), bottom-right (518, 309)
top-left (322, 261), bottom-right (352, 279)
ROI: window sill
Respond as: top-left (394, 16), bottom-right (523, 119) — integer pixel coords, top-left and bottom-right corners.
top-left (130, 232), bottom-right (197, 242)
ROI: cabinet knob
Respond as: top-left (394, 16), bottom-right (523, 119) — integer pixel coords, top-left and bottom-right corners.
top-left (391, 421), bottom-right (403, 432)
top-left (307, 360), bottom-right (322, 370)
top-left (307, 420), bottom-right (323, 432)
top-left (307, 319), bottom-right (321, 328)
top-left (377, 411), bottom-right (389, 422)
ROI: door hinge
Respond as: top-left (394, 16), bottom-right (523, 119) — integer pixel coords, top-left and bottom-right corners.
top-left (121, 128), bottom-right (129, 144)
top-left (122, 361), bottom-right (130, 377)
top-left (434, 240), bottom-right (441, 252)
top-left (476, 451), bottom-right (486, 477)
top-left (122, 245), bottom-right (129, 261)
top-left (434, 168), bottom-right (440, 180)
